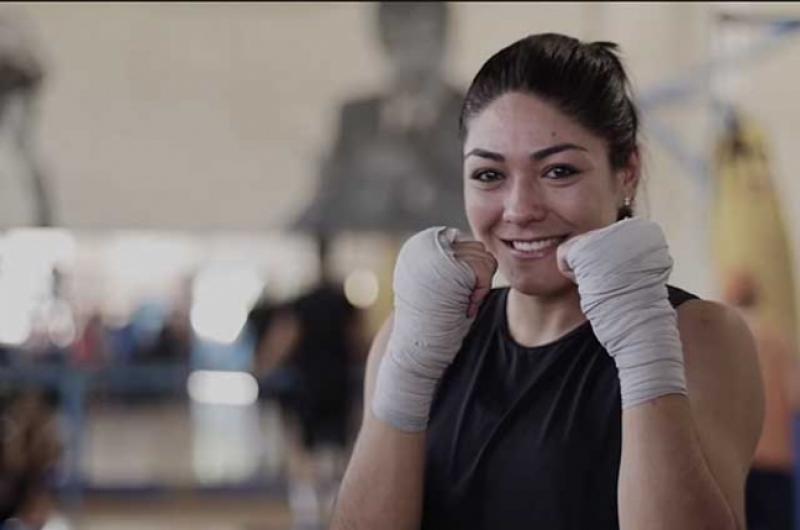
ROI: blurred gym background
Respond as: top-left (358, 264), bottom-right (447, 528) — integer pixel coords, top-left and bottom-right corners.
top-left (0, 2), bottom-right (798, 529)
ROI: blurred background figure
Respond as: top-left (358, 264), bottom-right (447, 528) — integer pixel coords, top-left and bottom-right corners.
top-left (724, 271), bottom-right (798, 530)
top-left (138, 306), bottom-right (191, 366)
top-left (0, 391), bottom-right (62, 530)
top-left (283, 4), bottom-right (470, 522)
top-left (0, 9), bottom-right (52, 228)
top-left (295, 1), bottom-right (467, 235)
top-left (255, 236), bottom-right (365, 530)
top-left (72, 312), bottom-right (108, 369)
top-left (711, 105), bottom-right (799, 530)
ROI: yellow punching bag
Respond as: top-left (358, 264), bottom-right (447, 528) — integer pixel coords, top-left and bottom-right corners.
top-left (711, 111), bottom-right (798, 350)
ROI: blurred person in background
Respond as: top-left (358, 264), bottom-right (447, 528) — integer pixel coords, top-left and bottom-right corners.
top-left (255, 236), bottom-right (365, 530)
top-left (0, 391), bottom-right (61, 530)
top-left (139, 307), bottom-right (191, 365)
top-left (724, 271), bottom-right (797, 530)
top-left (72, 311), bottom-right (109, 369)
top-left (331, 33), bottom-right (763, 530)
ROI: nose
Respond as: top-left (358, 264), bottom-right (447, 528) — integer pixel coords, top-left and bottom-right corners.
top-left (502, 176), bottom-right (547, 225)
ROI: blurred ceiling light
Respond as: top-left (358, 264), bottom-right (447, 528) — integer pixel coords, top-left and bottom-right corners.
top-left (190, 303), bottom-right (249, 345)
top-left (0, 305), bottom-right (31, 346)
top-left (187, 370), bottom-right (259, 406)
top-left (344, 268), bottom-right (379, 308)
top-left (190, 264), bottom-right (264, 344)
top-left (3, 227), bottom-right (76, 271)
top-left (42, 515), bottom-right (72, 530)
top-left (0, 275), bottom-right (35, 346)
top-left (0, 228), bottom-right (75, 347)
top-left (105, 233), bottom-right (199, 282)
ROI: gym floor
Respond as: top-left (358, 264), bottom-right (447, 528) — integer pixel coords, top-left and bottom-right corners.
top-left (69, 495), bottom-right (293, 530)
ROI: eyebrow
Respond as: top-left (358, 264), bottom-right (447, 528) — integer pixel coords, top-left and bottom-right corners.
top-left (464, 143), bottom-right (588, 161)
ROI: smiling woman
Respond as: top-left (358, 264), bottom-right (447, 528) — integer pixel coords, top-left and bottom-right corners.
top-left (462, 91), bottom-right (635, 300)
top-left (332, 33), bottom-right (762, 530)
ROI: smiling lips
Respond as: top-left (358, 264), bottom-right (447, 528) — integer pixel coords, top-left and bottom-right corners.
top-left (501, 236), bottom-right (568, 258)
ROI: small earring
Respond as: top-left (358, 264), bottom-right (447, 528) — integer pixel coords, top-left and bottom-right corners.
top-left (617, 196), bottom-right (634, 220)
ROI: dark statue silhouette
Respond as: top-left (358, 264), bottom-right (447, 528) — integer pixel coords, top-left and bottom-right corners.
top-left (295, 2), bottom-right (467, 236)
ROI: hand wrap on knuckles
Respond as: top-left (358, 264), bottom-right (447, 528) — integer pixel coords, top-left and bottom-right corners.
top-left (563, 218), bottom-right (687, 409)
top-left (372, 226), bottom-right (476, 431)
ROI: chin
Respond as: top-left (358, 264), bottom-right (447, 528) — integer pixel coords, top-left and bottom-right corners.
top-left (510, 277), bottom-right (576, 298)
top-left (502, 261), bottom-right (576, 298)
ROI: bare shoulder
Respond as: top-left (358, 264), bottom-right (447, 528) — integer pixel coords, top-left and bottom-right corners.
top-left (677, 299), bottom-right (760, 388)
top-left (676, 299), bottom-right (764, 470)
top-left (677, 298), bottom-right (750, 337)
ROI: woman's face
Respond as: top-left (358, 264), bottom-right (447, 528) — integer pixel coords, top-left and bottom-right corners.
top-left (463, 91), bottom-right (638, 297)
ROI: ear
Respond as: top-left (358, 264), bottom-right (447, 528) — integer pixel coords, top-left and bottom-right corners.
top-left (615, 148), bottom-right (641, 199)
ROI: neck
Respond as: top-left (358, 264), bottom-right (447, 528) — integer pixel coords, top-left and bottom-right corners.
top-left (506, 285), bottom-right (587, 347)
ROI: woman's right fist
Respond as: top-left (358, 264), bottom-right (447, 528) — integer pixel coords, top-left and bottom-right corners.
top-left (373, 226), bottom-right (496, 432)
top-left (451, 238), bottom-right (498, 318)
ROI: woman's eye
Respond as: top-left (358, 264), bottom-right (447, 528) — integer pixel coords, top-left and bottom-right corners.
top-left (544, 165), bottom-right (578, 180)
top-left (471, 169), bottom-right (503, 183)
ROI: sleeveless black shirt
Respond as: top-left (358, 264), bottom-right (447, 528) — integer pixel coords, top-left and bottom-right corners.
top-left (422, 286), bottom-right (698, 530)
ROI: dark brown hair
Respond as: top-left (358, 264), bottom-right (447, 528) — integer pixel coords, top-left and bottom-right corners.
top-left (460, 33), bottom-right (639, 172)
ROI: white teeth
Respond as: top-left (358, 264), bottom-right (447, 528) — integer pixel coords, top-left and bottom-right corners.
top-left (511, 238), bottom-right (561, 252)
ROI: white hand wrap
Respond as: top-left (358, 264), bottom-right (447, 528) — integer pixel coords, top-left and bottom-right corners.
top-left (564, 218), bottom-right (687, 409)
top-left (372, 226), bottom-right (476, 432)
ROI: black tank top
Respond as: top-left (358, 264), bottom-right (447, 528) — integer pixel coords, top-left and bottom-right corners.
top-left (422, 285), bottom-right (698, 530)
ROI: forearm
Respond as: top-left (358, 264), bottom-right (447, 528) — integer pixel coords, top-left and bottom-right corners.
top-left (331, 227), bottom-right (487, 529)
top-left (331, 415), bottom-right (426, 530)
top-left (618, 394), bottom-right (738, 530)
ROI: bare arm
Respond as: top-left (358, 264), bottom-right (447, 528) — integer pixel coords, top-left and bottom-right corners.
top-left (618, 300), bottom-right (764, 530)
top-left (331, 314), bottom-right (426, 530)
top-left (331, 233), bottom-right (495, 530)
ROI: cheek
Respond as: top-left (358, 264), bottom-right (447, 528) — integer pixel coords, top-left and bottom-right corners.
top-left (464, 188), bottom-right (500, 238)
top-left (553, 182), bottom-right (619, 230)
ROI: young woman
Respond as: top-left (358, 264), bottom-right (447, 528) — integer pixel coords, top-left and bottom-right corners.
top-left (331, 33), bottom-right (763, 530)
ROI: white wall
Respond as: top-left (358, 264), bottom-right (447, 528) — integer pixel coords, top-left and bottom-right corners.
top-left (5, 2), bottom-right (800, 299)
